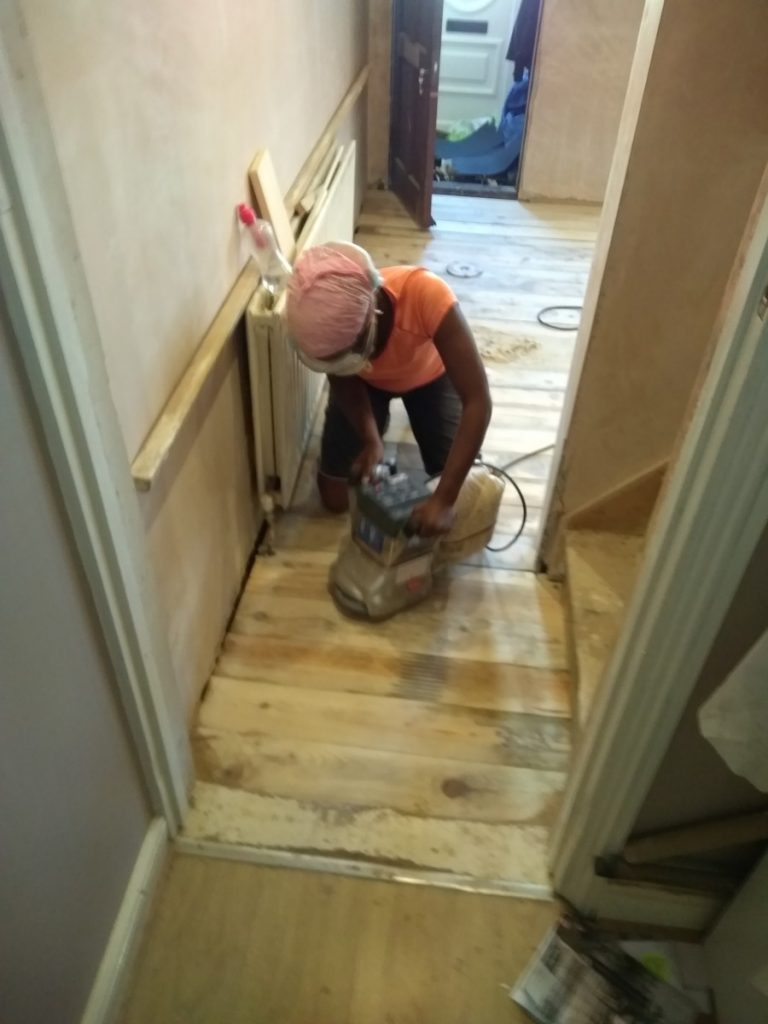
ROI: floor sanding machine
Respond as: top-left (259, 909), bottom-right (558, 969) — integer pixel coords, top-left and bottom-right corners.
top-left (329, 460), bottom-right (509, 621)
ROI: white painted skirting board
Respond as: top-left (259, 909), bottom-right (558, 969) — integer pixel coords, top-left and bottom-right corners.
top-left (80, 818), bottom-right (169, 1024)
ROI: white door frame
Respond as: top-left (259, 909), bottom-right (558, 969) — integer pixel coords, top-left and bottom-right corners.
top-left (548, 177), bottom-right (768, 926)
top-left (0, 6), bottom-right (191, 831)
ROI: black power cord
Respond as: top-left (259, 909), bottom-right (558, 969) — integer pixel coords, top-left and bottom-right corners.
top-left (537, 305), bottom-right (582, 331)
top-left (483, 464), bottom-right (528, 552)
top-left (481, 443), bottom-right (556, 553)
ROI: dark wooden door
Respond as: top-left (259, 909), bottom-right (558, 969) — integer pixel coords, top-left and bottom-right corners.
top-left (389, 0), bottom-right (443, 229)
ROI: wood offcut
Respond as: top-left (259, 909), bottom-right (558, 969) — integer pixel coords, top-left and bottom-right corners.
top-left (624, 811), bottom-right (768, 865)
top-left (283, 64), bottom-right (369, 215)
top-left (248, 149), bottom-right (296, 260)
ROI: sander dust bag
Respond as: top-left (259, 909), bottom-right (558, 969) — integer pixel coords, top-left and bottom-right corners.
top-left (435, 465), bottom-right (505, 566)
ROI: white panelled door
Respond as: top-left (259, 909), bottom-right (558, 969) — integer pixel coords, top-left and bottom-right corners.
top-left (437, 0), bottom-right (521, 130)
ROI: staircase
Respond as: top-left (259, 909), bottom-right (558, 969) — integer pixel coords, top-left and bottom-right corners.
top-left (564, 529), bottom-right (645, 733)
top-left (559, 463), bottom-right (667, 734)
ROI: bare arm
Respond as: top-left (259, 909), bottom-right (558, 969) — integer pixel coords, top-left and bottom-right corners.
top-left (410, 304), bottom-right (492, 535)
top-left (328, 375), bottom-right (383, 479)
top-left (432, 304), bottom-right (492, 503)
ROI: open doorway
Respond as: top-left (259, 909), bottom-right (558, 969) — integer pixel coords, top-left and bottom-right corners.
top-left (434, 0), bottom-right (539, 199)
top-left (388, 0), bottom-right (541, 221)
top-left (391, 0), bottom-right (540, 226)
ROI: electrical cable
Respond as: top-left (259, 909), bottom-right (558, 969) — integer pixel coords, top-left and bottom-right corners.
top-left (480, 443), bottom-right (557, 553)
top-left (537, 305), bottom-right (582, 331)
top-left (501, 443), bottom-right (555, 473)
top-left (428, 445), bottom-right (556, 554)
top-left (482, 463), bottom-right (528, 552)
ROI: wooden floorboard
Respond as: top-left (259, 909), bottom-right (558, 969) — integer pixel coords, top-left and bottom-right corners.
top-left (197, 677), bottom-right (570, 772)
top-left (119, 856), bottom-right (560, 1024)
top-left (194, 734), bottom-right (566, 825)
top-left (188, 191), bottom-right (599, 886)
top-left (216, 634), bottom-right (571, 714)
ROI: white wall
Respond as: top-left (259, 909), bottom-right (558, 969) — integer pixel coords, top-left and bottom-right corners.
top-left (0, 303), bottom-right (151, 1024)
top-left (23, 0), bottom-right (369, 460)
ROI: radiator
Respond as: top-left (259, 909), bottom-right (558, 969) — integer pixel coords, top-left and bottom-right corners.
top-left (246, 141), bottom-right (357, 510)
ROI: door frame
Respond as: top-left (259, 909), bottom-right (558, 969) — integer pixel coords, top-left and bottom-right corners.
top-left (548, 173), bottom-right (768, 926)
top-left (0, 5), bottom-right (191, 831)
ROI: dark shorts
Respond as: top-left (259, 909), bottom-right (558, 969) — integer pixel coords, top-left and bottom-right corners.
top-left (319, 373), bottom-right (462, 479)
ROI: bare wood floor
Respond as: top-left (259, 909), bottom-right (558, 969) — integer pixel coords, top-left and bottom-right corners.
top-left (186, 192), bottom-right (599, 888)
top-left (120, 856), bottom-right (560, 1024)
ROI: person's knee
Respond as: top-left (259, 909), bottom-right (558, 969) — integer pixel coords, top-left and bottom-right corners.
top-left (318, 472), bottom-right (349, 513)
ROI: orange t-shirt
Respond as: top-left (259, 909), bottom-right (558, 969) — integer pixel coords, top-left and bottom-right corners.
top-left (359, 266), bottom-right (457, 393)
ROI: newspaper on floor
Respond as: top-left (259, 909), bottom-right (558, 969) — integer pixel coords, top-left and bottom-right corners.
top-left (512, 916), bottom-right (700, 1024)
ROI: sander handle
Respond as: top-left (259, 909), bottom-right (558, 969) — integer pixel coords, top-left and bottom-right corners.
top-left (348, 458), bottom-right (397, 487)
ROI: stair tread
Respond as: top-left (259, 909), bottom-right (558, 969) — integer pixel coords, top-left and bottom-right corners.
top-left (565, 529), bottom-right (646, 729)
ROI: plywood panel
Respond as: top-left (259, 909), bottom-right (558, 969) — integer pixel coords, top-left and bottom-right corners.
top-left (519, 0), bottom-right (644, 203)
top-left (542, 0), bottom-right (768, 569)
top-left (140, 333), bottom-right (257, 719)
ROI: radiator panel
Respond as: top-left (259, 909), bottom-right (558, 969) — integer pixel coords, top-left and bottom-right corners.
top-left (246, 141), bottom-right (357, 508)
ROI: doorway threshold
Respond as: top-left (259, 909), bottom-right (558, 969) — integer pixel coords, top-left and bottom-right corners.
top-left (176, 831), bottom-right (554, 900)
top-left (433, 180), bottom-right (518, 200)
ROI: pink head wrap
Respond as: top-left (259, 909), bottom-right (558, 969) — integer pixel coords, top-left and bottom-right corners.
top-left (286, 242), bottom-right (380, 360)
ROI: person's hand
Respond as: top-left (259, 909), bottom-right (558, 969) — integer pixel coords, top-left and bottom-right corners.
top-left (350, 436), bottom-right (385, 483)
top-left (409, 494), bottom-right (456, 537)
